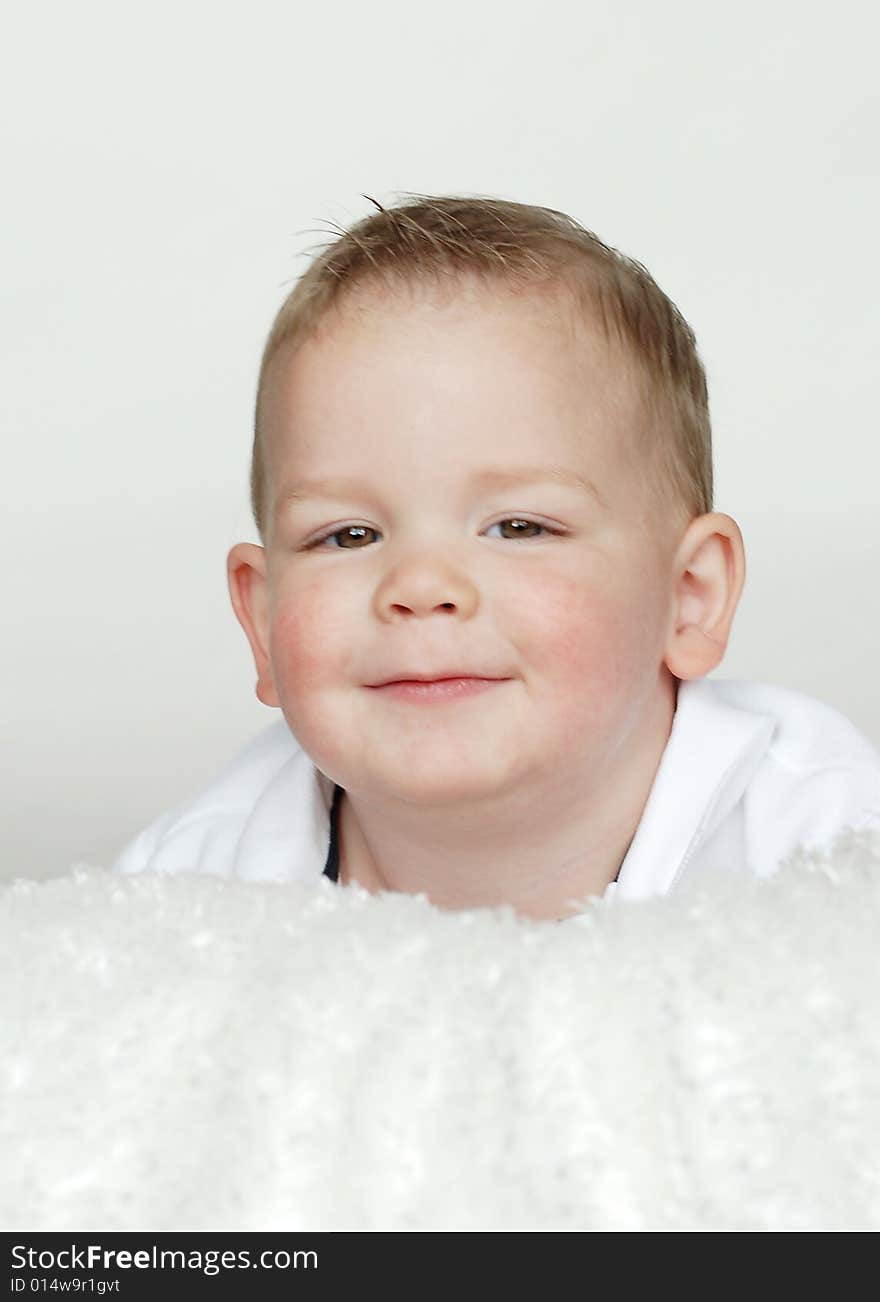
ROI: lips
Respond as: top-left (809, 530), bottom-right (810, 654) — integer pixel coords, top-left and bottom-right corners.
top-left (368, 671), bottom-right (505, 687)
top-left (369, 677), bottom-right (508, 703)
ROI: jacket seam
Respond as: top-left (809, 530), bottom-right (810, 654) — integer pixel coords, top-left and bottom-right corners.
top-left (153, 805), bottom-right (252, 844)
top-left (763, 752), bottom-right (880, 780)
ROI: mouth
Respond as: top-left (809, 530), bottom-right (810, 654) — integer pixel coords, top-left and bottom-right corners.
top-left (368, 670), bottom-right (509, 687)
top-left (367, 677), bottom-right (509, 702)
top-left (371, 676), bottom-right (501, 685)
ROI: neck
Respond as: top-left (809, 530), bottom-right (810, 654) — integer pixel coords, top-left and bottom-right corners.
top-left (337, 676), bottom-right (678, 921)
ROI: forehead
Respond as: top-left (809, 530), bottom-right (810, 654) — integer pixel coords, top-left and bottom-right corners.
top-left (296, 274), bottom-right (628, 376)
top-left (260, 280), bottom-right (646, 497)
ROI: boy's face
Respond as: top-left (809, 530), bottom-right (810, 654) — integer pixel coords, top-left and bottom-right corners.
top-left (235, 280), bottom-right (684, 806)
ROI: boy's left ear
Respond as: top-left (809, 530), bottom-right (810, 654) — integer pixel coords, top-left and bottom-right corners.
top-left (663, 512), bottom-right (746, 681)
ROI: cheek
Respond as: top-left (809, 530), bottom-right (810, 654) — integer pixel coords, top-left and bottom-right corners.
top-left (267, 578), bottom-right (351, 699)
top-left (510, 570), bottom-right (649, 697)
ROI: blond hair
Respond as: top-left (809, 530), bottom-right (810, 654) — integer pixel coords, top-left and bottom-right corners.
top-left (250, 193), bottom-right (712, 543)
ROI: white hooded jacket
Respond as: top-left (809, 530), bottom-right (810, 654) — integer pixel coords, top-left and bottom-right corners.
top-left (111, 677), bottom-right (880, 903)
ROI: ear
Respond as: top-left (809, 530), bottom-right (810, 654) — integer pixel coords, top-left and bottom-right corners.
top-left (226, 543), bottom-right (280, 708)
top-left (663, 512), bottom-right (746, 681)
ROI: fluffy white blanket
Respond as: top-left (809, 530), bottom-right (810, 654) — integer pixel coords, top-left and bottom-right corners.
top-left (2, 829), bottom-right (879, 1232)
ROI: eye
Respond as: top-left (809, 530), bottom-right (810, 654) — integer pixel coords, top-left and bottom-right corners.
top-left (305, 525), bottom-right (378, 550)
top-left (485, 517), bottom-right (554, 541)
top-left (304, 517), bottom-right (561, 551)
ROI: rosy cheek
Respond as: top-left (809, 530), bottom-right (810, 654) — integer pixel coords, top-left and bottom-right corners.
top-left (268, 582), bottom-right (344, 696)
top-left (511, 572), bottom-right (643, 699)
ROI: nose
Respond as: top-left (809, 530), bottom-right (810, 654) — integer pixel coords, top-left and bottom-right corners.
top-left (373, 555), bottom-right (480, 621)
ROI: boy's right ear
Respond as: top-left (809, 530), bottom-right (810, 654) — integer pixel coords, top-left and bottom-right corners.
top-left (226, 543), bottom-right (280, 708)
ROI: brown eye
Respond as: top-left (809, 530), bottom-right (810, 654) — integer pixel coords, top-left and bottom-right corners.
top-left (319, 525), bottom-right (377, 549)
top-left (306, 517), bottom-right (559, 551)
top-left (491, 518), bottom-right (547, 540)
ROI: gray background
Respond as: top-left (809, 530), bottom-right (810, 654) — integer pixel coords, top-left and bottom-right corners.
top-left (3, 0), bottom-right (878, 882)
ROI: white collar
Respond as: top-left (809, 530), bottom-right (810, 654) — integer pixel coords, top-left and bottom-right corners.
top-left (611, 678), bottom-right (776, 900)
top-left (233, 678), bottom-right (776, 900)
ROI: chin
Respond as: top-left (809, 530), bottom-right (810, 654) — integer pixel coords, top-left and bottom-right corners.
top-left (374, 755), bottom-right (524, 807)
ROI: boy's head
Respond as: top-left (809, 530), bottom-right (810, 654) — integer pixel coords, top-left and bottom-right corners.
top-left (250, 194), bottom-right (713, 549)
top-left (227, 195), bottom-right (744, 808)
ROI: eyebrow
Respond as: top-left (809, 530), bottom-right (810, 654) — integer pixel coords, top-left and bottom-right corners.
top-left (276, 465), bottom-right (605, 512)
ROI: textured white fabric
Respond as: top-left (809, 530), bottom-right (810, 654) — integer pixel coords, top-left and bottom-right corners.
top-left (111, 677), bottom-right (880, 901)
top-left (3, 827), bottom-right (880, 1231)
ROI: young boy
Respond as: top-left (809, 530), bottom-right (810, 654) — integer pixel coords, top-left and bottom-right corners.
top-left (112, 194), bottom-right (880, 920)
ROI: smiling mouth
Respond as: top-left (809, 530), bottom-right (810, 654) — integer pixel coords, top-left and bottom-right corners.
top-left (380, 676), bottom-right (499, 685)
top-left (368, 677), bottom-right (508, 702)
